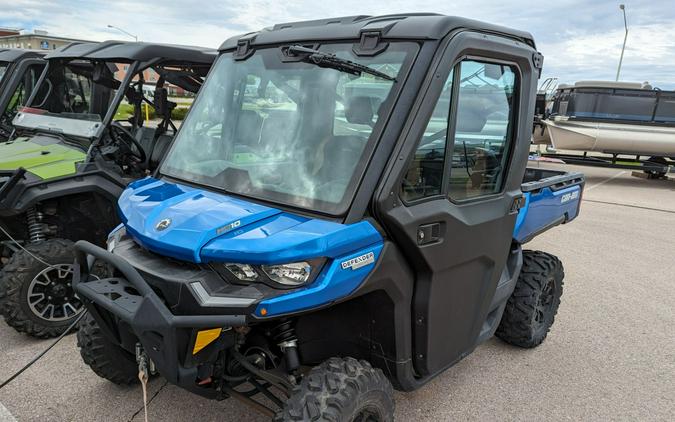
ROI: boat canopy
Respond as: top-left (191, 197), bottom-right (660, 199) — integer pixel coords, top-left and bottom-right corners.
top-left (551, 84), bottom-right (675, 125)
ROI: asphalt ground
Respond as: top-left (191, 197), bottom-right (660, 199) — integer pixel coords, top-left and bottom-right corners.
top-left (1, 163), bottom-right (674, 421)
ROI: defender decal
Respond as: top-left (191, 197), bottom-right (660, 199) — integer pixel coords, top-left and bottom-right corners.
top-left (341, 252), bottom-right (375, 270)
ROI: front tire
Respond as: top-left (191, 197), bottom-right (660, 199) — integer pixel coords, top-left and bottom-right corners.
top-left (276, 357), bottom-right (394, 422)
top-left (0, 239), bottom-right (84, 338)
top-left (77, 312), bottom-right (139, 385)
top-left (496, 250), bottom-right (564, 348)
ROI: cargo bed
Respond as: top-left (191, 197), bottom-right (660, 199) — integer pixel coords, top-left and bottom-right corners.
top-left (514, 168), bottom-right (585, 243)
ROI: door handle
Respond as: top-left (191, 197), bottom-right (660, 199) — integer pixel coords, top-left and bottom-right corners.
top-left (510, 195), bottom-right (526, 214)
top-left (417, 223), bottom-right (441, 245)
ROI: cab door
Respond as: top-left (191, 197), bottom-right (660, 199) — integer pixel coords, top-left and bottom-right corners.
top-left (375, 31), bottom-right (539, 377)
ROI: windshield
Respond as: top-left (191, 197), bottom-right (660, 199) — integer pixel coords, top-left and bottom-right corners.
top-left (161, 43), bottom-right (416, 214)
top-left (13, 59), bottom-right (117, 139)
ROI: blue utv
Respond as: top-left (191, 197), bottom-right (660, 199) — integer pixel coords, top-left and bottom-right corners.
top-left (72, 14), bottom-right (585, 421)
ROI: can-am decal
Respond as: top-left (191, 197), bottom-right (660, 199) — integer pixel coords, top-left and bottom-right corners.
top-left (155, 218), bottom-right (172, 231)
top-left (560, 190), bottom-right (579, 204)
top-left (341, 252), bottom-right (375, 270)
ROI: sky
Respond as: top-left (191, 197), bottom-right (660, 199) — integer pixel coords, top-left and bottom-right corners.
top-left (2, 0), bottom-right (674, 89)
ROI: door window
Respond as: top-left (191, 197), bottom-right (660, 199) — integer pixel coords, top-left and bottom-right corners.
top-left (448, 61), bottom-right (517, 200)
top-left (401, 69), bottom-right (454, 201)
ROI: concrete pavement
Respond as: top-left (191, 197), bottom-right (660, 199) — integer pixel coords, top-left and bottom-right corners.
top-left (0, 163), bottom-right (673, 421)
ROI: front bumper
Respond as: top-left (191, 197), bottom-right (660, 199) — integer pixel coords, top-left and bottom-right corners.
top-left (73, 241), bottom-right (246, 398)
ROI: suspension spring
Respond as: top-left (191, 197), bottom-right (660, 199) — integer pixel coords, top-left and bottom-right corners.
top-left (271, 320), bottom-right (297, 345)
top-left (26, 207), bottom-right (46, 244)
top-left (270, 320), bottom-right (300, 372)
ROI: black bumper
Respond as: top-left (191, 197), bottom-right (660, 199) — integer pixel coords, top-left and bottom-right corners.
top-left (73, 241), bottom-right (245, 398)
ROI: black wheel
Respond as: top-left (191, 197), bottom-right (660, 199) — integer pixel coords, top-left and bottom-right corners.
top-left (0, 239), bottom-right (85, 338)
top-left (496, 250), bottom-right (564, 348)
top-left (77, 312), bottom-right (139, 385)
top-left (644, 156), bottom-right (668, 178)
top-left (276, 357), bottom-right (394, 422)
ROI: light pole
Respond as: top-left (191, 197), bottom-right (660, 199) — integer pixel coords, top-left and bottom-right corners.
top-left (106, 24), bottom-right (138, 42)
top-left (615, 4), bottom-right (628, 81)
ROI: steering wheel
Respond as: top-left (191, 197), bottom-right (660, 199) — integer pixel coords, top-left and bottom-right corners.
top-left (109, 121), bottom-right (147, 163)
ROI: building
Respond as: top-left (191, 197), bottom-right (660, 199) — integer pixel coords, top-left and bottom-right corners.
top-left (0, 28), bottom-right (21, 37)
top-left (0, 30), bottom-right (91, 50)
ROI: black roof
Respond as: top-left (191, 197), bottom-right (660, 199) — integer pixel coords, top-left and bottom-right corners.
top-left (0, 48), bottom-right (47, 63)
top-left (219, 14), bottom-right (536, 51)
top-left (45, 40), bottom-right (217, 64)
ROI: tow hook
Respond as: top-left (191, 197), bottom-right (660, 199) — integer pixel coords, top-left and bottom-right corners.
top-left (136, 343), bottom-right (156, 422)
top-left (135, 343), bottom-right (157, 375)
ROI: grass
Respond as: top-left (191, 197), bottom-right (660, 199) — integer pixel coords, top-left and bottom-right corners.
top-left (113, 103), bottom-right (190, 121)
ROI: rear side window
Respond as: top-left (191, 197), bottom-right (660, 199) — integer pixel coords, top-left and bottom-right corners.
top-left (448, 60), bottom-right (517, 200)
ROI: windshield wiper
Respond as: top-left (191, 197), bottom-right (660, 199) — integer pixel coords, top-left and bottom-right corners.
top-left (287, 45), bottom-right (396, 81)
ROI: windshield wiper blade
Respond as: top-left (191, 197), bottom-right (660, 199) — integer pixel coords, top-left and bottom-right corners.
top-left (287, 45), bottom-right (396, 81)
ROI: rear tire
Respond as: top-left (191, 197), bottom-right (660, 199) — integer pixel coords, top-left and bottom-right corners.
top-left (77, 312), bottom-right (139, 385)
top-left (276, 357), bottom-right (394, 422)
top-left (496, 250), bottom-right (564, 348)
top-left (0, 239), bottom-right (83, 338)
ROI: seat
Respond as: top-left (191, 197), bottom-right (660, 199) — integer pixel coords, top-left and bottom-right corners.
top-left (345, 96), bottom-right (376, 126)
top-left (149, 134), bottom-right (173, 169)
top-left (235, 110), bottom-right (263, 146)
top-left (259, 111), bottom-right (299, 152)
top-left (134, 126), bottom-right (157, 160)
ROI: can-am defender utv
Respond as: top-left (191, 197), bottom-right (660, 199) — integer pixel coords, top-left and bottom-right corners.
top-left (0, 41), bottom-right (215, 337)
top-left (73, 14), bottom-right (584, 420)
top-left (0, 49), bottom-right (47, 141)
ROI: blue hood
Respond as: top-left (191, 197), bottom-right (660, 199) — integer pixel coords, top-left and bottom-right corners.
top-left (118, 178), bottom-right (382, 264)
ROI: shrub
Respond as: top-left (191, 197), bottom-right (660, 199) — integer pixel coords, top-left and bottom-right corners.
top-left (171, 107), bottom-right (189, 120)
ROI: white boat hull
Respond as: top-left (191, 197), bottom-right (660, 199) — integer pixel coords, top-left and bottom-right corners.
top-left (531, 123), bottom-right (551, 145)
top-left (544, 119), bottom-right (675, 157)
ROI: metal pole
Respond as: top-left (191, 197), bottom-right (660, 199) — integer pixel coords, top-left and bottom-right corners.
top-left (615, 4), bottom-right (628, 81)
top-left (106, 24), bottom-right (138, 42)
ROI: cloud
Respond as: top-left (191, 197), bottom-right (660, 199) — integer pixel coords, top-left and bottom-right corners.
top-left (1, 0), bottom-right (674, 88)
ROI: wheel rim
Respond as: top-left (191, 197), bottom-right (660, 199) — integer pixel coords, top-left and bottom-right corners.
top-left (351, 405), bottom-right (384, 422)
top-left (533, 276), bottom-right (556, 330)
top-left (26, 264), bottom-right (84, 322)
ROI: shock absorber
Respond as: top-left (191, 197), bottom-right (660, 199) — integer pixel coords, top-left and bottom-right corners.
top-left (26, 206), bottom-right (46, 244)
top-left (271, 320), bottom-right (300, 372)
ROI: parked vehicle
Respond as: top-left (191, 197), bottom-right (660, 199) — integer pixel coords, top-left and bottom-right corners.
top-left (534, 81), bottom-right (675, 176)
top-left (72, 14), bottom-right (584, 421)
top-left (0, 49), bottom-right (46, 141)
top-left (0, 41), bottom-right (215, 337)
top-left (540, 81), bottom-right (675, 156)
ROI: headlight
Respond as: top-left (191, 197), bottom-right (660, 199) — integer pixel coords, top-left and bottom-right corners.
top-left (217, 258), bottom-right (325, 289)
top-left (224, 263), bottom-right (259, 281)
top-left (262, 262), bottom-right (312, 286)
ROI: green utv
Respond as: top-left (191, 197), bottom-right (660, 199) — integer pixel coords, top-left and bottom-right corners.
top-left (0, 49), bottom-right (47, 141)
top-left (0, 41), bottom-right (215, 337)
